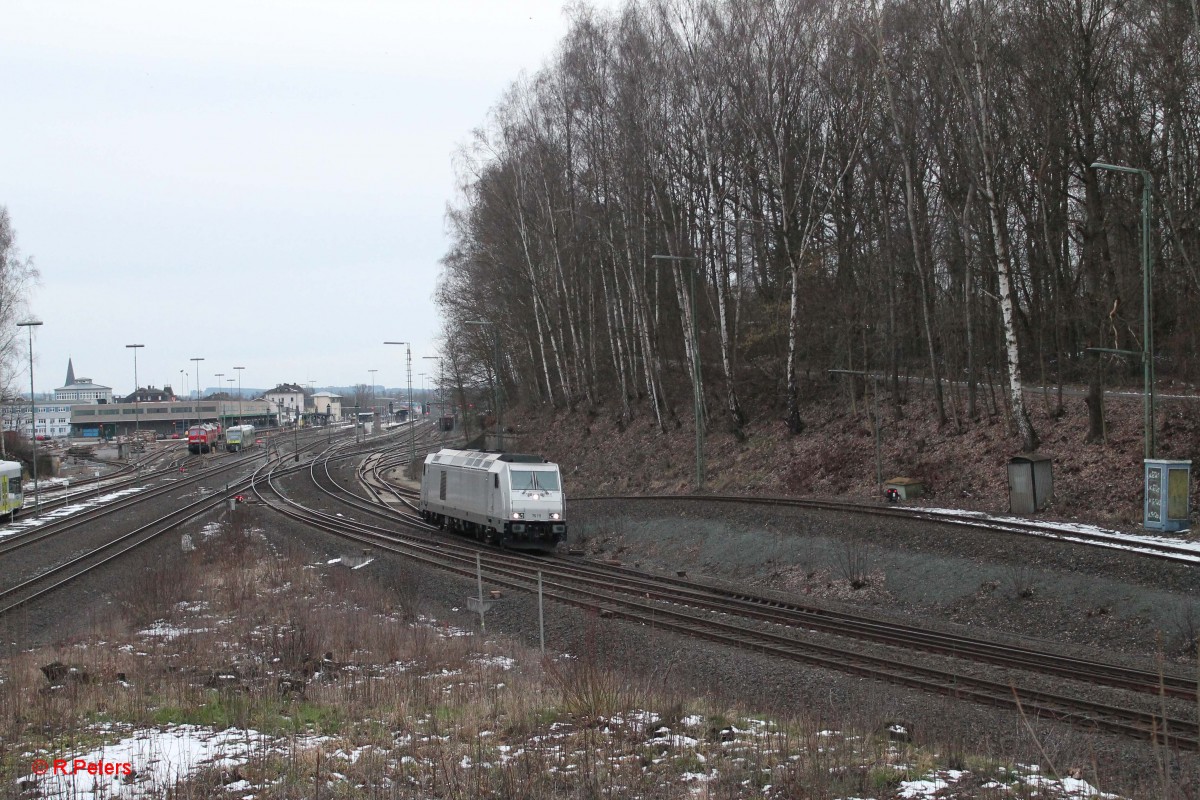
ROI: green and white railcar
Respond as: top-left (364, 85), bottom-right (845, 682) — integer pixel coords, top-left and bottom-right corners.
top-left (0, 460), bottom-right (24, 521)
top-left (225, 424), bottom-right (256, 452)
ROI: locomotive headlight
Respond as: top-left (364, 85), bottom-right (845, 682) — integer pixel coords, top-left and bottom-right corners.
top-left (550, 512), bottom-right (561, 520)
top-left (511, 512), bottom-right (524, 519)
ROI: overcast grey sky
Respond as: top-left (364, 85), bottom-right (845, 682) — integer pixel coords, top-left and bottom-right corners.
top-left (1, 0), bottom-right (613, 396)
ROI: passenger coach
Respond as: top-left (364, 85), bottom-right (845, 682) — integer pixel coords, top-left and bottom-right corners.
top-left (420, 448), bottom-right (566, 550)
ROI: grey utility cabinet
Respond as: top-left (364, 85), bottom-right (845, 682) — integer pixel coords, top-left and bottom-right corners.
top-left (1008, 454), bottom-right (1053, 514)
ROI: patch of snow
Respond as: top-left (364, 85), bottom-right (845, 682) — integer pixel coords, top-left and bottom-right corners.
top-left (897, 776), bottom-right (952, 798)
top-left (138, 622), bottom-right (209, 640)
top-left (914, 506), bottom-right (1200, 563)
top-left (17, 725), bottom-right (275, 798)
top-left (473, 655), bottom-right (516, 670)
top-left (0, 487), bottom-right (150, 536)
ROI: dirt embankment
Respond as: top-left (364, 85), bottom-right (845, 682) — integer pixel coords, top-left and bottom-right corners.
top-left (498, 380), bottom-right (1200, 532)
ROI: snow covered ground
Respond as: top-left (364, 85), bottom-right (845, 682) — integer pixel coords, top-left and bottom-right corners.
top-left (911, 506), bottom-right (1200, 563)
top-left (14, 715), bottom-right (1125, 799)
top-left (0, 486), bottom-right (149, 538)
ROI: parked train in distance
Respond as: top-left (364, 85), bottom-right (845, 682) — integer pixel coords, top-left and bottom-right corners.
top-left (420, 448), bottom-right (566, 551)
top-left (0, 461), bottom-right (23, 521)
top-left (225, 424), bottom-right (256, 452)
top-left (187, 423), bottom-right (222, 454)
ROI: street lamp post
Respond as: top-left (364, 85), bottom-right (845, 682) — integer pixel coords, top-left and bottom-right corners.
top-left (651, 254), bottom-right (705, 492)
top-left (17, 321), bottom-right (43, 509)
top-left (233, 366), bottom-right (245, 425)
top-left (384, 341), bottom-right (417, 469)
top-left (126, 344), bottom-right (144, 440)
top-left (1091, 162), bottom-right (1154, 461)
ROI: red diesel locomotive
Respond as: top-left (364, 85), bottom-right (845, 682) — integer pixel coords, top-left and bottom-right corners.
top-left (186, 423), bottom-right (222, 454)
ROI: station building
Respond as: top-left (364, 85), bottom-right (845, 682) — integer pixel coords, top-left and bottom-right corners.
top-left (69, 398), bottom-right (276, 440)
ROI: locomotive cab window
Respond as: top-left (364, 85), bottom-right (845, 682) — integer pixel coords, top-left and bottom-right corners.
top-left (494, 474), bottom-right (499, 489)
top-left (510, 470), bottom-right (561, 491)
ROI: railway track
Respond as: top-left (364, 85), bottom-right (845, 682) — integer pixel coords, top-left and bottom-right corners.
top-left (0, 427), bottom-right (344, 620)
top-left (10, 445), bottom-right (176, 520)
top-left (256, 438), bottom-right (1200, 751)
top-left (0, 451), bottom-right (258, 563)
top-left (576, 494), bottom-right (1200, 564)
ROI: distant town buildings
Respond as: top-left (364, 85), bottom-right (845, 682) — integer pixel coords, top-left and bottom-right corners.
top-left (262, 383), bottom-right (307, 423)
top-left (119, 385), bottom-right (176, 404)
top-left (2, 361), bottom-right (352, 440)
top-left (0, 402), bottom-right (73, 440)
top-left (54, 359), bottom-right (113, 404)
top-left (311, 391), bottom-right (342, 421)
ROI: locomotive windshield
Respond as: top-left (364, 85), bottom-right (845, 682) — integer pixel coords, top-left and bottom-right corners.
top-left (509, 470), bottom-right (561, 492)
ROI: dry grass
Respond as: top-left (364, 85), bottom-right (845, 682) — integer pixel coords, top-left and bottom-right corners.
top-left (0, 513), bottom-right (1175, 798)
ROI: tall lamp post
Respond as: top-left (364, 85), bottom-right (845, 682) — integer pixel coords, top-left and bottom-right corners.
top-left (651, 254), bottom-right (705, 492)
top-left (384, 341), bottom-right (416, 469)
top-left (126, 343), bottom-right (144, 439)
top-left (368, 369), bottom-right (378, 433)
top-left (1091, 162), bottom-right (1154, 461)
top-left (462, 322), bottom-right (503, 450)
top-left (423, 355), bottom-right (446, 449)
top-left (233, 366), bottom-right (245, 425)
top-left (213, 372), bottom-right (225, 430)
top-left (17, 321), bottom-right (42, 509)
top-left (180, 370), bottom-right (188, 433)
top-left (190, 357), bottom-right (204, 431)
